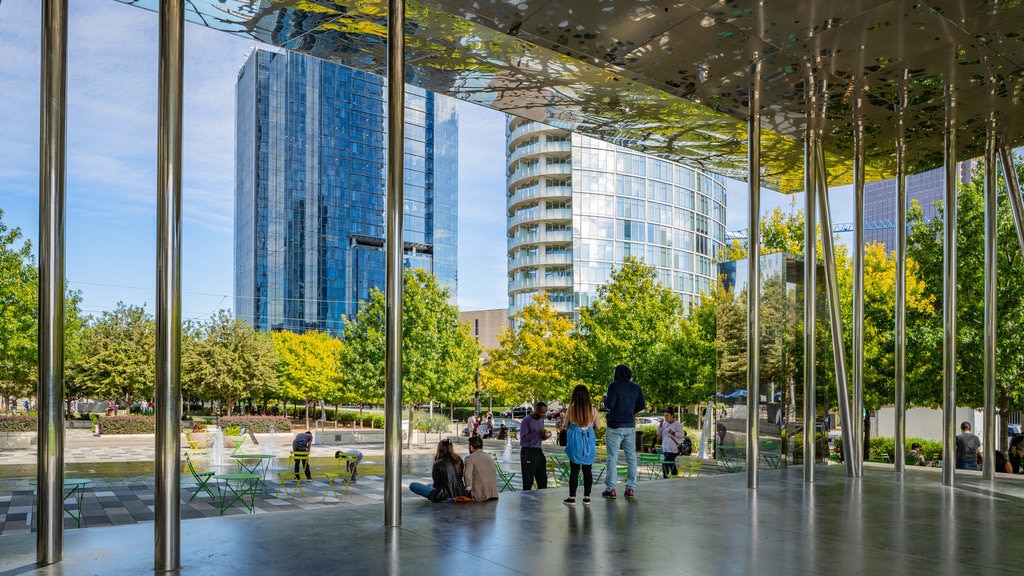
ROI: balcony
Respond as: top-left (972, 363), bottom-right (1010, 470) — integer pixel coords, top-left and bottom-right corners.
top-left (507, 251), bottom-right (573, 272)
top-left (508, 274), bottom-right (574, 292)
top-left (508, 139), bottom-right (572, 165)
top-left (507, 228), bottom-right (574, 250)
top-left (507, 121), bottom-right (567, 146)
top-left (507, 162), bottom-right (572, 188)
top-left (508, 207), bottom-right (573, 228)
top-left (508, 183), bottom-right (573, 210)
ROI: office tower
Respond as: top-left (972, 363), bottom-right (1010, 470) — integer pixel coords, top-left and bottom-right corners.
top-left (235, 49), bottom-right (458, 334)
top-left (506, 118), bottom-right (727, 319)
top-left (864, 159), bottom-right (977, 250)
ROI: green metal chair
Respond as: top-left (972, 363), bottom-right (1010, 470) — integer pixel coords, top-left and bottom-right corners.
top-left (492, 455), bottom-right (517, 492)
top-left (185, 453), bottom-right (216, 501)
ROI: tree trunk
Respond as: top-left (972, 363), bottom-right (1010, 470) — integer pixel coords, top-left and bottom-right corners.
top-left (304, 395), bottom-right (311, 430)
top-left (359, 403), bottom-right (364, 428)
top-left (406, 404), bottom-right (414, 449)
top-left (862, 410), bottom-right (872, 461)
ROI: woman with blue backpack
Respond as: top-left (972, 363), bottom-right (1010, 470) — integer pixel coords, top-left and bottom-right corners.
top-left (563, 385), bottom-right (601, 506)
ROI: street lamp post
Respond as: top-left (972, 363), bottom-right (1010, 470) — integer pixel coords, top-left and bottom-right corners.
top-left (474, 367), bottom-right (481, 415)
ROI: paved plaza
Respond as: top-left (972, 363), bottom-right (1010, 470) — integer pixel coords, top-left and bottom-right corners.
top-left (1, 463), bottom-right (1021, 575)
top-left (0, 428), bottom-right (723, 536)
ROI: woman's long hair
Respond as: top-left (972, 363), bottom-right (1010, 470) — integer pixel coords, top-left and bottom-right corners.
top-left (435, 439), bottom-right (464, 475)
top-left (567, 384), bottom-right (593, 427)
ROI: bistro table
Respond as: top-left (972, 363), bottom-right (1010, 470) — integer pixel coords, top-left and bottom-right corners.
top-left (30, 478), bottom-right (91, 527)
top-left (232, 454), bottom-right (275, 495)
top-left (213, 473), bottom-right (260, 515)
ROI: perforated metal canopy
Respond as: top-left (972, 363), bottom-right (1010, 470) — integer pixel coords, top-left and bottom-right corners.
top-left (116, 0), bottom-right (1024, 191)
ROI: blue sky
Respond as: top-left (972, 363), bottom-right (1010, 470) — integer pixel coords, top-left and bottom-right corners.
top-left (0, 0), bottom-right (849, 320)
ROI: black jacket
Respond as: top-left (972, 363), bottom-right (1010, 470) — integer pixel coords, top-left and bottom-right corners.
top-left (429, 455), bottom-right (468, 502)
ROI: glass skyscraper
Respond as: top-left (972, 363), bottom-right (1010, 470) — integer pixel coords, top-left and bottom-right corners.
top-left (235, 48), bottom-right (458, 334)
top-left (506, 118), bottom-right (727, 319)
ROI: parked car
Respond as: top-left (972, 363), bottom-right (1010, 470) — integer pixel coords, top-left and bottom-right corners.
top-left (1008, 424), bottom-right (1022, 447)
top-left (546, 408), bottom-right (563, 420)
top-left (635, 416), bottom-right (661, 426)
top-left (504, 405), bottom-right (533, 419)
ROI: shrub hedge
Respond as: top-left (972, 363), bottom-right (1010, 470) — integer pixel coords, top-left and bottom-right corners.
top-left (0, 416), bottom-right (35, 432)
top-left (218, 416), bottom-right (291, 434)
top-left (97, 416), bottom-right (155, 435)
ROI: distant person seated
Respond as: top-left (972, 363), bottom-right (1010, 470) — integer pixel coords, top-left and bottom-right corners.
top-left (908, 443), bottom-right (933, 466)
top-left (335, 449), bottom-right (364, 483)
top-left (1009, 433), bottom-right (1024, 474)
top-left (409, 439), bottom-right (469, 502)
top-left (497, 423), bottom-right (509, 440)
top-left (463, 436), bottom-right (499, 501)
top-left (995, 450), bottom-right (1013, 473)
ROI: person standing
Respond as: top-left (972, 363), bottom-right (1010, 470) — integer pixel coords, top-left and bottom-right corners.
top-left (467, 412), bottom-right (478, 437)
top-left (555, 411), bottom-right (568, 447)
top-left (955, 421), bottom-right (981, 470)
top-left (563, 385), bottom-right (600, 506)
top-left (656, 410), bottom-right (684, 478)
top-left (292, 430), bottom-right (314, 480)
top-left (464, 436), bottom-right (499, 501)
top-left (602, 364), bottom-right (646, 500)
top-left (519, 402), bottom-right (550, 490)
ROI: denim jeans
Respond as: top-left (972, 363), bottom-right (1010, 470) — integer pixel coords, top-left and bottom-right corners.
top-left (604, 427), bottom-right (638, 491)
top-left (956, 460), bottom-right (980, 471)
top-left (409, 482), bottom-right (434, 499)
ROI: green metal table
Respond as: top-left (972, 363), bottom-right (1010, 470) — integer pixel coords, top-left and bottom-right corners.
top-left (213, 473), bottom-right (260, 515)
top-left (30, 478), bottom-right (91, 527)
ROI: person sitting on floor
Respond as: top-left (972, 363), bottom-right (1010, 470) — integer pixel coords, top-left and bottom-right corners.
top-left (409, 439), bottom-right (469, 502)
top-left (463, 436), bottom-right (499, 501)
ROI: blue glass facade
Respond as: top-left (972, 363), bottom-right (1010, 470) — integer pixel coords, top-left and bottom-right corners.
top-left (235, 49), bottom-right (458, 334)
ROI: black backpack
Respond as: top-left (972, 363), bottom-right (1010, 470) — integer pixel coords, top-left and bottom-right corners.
top-left (680, 435), bottom-right (693, 455)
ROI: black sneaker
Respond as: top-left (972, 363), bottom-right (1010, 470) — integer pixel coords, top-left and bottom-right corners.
top-left (563, 497), bottom-right (576, 506)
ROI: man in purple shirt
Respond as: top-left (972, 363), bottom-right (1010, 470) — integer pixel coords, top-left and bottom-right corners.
top-left (519, 402), bottom-right (551, 490)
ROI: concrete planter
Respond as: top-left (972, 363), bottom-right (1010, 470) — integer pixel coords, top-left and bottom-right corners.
top-left (0, 431), bottom-right (36, 449)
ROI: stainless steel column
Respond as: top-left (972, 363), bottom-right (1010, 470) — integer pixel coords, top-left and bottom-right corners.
top-left (942, 81), bottom-right (958, 486)
top-left (154, 0), bottom-right (184, 569)
top-left (814, 142), bottom-right (855, 478)
top-left (384, 0), bottom-right (406, 527)
top-left (851, 86), bottom-right (865, 477)
top-left (998, 147), bottom-right (1024, 262)
top-left (36, 0), bottom-right (68, 562)
top-left (803, 83), bottom-right (817, 481)
top-left (982, 113), bottom-right (997, 481)
top-left (893, 70), bottom-right (908, 473)
top-left (746, 58), bottom-right (761, 489)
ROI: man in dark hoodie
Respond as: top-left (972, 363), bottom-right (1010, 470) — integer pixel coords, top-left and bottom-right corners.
top-left (601, 364), bottom-right (646, 500)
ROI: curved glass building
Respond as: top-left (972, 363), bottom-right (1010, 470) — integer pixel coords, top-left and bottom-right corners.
top-left (506, 118), bottom-right (727, 318)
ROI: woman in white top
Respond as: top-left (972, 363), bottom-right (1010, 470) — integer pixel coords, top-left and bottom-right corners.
top-left (563, 385), bottom-right (601, 505)
top-left (657, 410), bottom-right (685, 477)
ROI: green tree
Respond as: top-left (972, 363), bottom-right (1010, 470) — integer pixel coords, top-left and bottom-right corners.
top-left (649, 293), bottom-right (718, 407)
top-left (343, 268), bottom-right (479, 437)
top-left (572, 257), bottom-right (681, 406)
top-left (0, 210), bottom-right (37, 402)
top-left (79, 303), bottom-right (155, 408)
top-left (484, 292), bottom-right (576, 404)
top-left (188, 310), bottom-right (278, 417)
top-left (907, 160), bottom-right (1024, 423)
top-left (273, 330), bottom-right (342, 428)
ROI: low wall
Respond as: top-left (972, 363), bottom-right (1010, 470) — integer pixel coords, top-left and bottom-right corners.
top-left (0, 432), bottom-right (36, 449)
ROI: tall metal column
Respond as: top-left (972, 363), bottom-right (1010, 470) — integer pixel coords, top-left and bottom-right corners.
top-left (803, 79), bottom-right (817, 481)
top-left (893, 70), bottom-right (908, 473)
top-left (36, 0), bottom-right (68, 562)
top-left (941, 81), bottom-right (958, 486)
top-left (982, 112), bottom-right (997, 481)
top-left (154, 0), bottom-right (184, 569)
top-left (384, 0), bottom-right (406, 527)
top-left (998, 147), bottom-right (1024, 263)
top-left (746, 58), bottom-right (762, 489)
top-left (813, 142), bottom-right (855, 478)
top-left (851, 86), bottom-right (866, 477)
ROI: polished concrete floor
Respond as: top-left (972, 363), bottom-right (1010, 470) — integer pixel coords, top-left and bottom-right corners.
top-left (0, 464), bottom-right (1020, 575)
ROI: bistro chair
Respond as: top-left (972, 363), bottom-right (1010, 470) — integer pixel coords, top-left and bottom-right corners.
top-left (185, 453), bottom-right (216, 501)
top-left (492, 455), bottom-right (517, 493)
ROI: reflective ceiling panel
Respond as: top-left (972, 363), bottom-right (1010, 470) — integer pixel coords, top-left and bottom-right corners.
top-left (108, 0), bottom-right (1024, 192)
